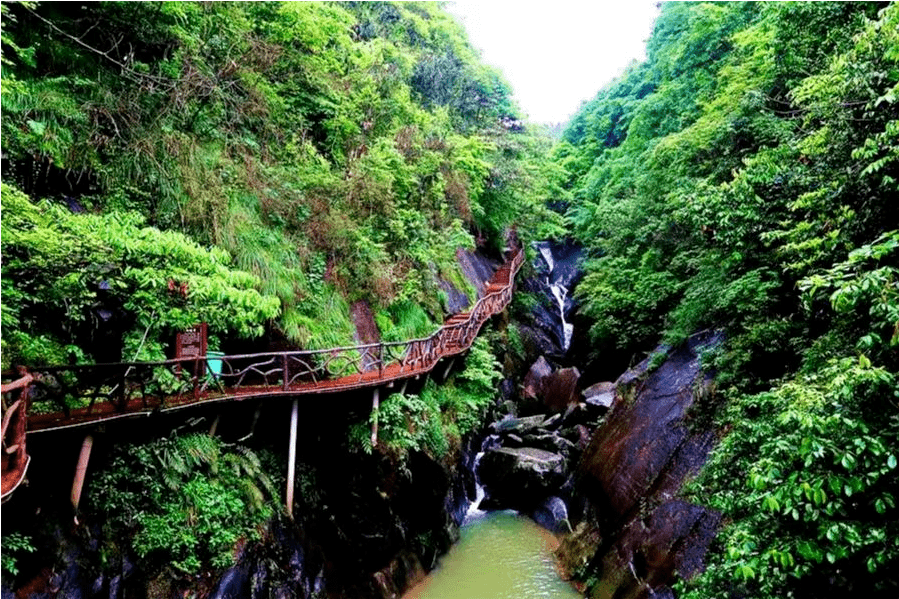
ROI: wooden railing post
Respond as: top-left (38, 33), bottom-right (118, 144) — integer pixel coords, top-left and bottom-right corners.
top-left (371, 388), bottom-right (380, 447)
top-left (283, 354), bottom-right (290, 391)
top-left (442, 358), bottom-right (455, 381)
top-left (71, 433), bottom-right (94, 519)
top-left (193, 356), bottom-right (201, 399)
top-left (286, 399), bottom-right (299, 517)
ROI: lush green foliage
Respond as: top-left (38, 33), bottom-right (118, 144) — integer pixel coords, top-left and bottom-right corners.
top-left (1, 1), bottom-right (561, 359)
top-left (1, 184), bottom-right (280, 367)
top-left (88, 433), bottom-right (275, 575)
top-left (1, 532), bottom-right (36, 579)
top-left (349, 335), bottom-right (502, 458)
top-left (557, 2), bottom-right (898, 597)
top-left (680, 358), bottom-right (897, 598)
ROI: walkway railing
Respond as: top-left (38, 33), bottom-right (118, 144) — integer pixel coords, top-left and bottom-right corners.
top-left (2, 371), bottom-right (33, 501)
top-left (19, 246), bottom-right (525, 433)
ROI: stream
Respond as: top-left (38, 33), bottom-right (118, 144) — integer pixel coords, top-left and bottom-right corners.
top-left (402, 510), bottom-right (581, 599)
top-left (403, 443), bottom-right (581, 599)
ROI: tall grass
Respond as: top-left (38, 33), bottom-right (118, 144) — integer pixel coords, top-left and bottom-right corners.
top-left (282, 286), bottom-right (356, 349)
top-left (375, 300), bottom-right (436, 343)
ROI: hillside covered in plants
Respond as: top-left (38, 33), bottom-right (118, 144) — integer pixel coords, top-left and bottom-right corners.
top-left (1, 0), bottom-right (563, 369)
top-left (555, 2), bottom-right (897, 597)
top-left (4, 2), bottom-right (899, 598)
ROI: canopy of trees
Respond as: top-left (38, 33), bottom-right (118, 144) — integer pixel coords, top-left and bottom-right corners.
top-left (556, 2), bottom-right (897, 597)
top-left (1, 1), bottom-right (563, 367)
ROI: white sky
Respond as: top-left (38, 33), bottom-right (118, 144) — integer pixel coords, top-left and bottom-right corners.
top-left (445, 1), bottom-right (661, 125)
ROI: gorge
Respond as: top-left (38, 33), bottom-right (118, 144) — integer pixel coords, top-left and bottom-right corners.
top-left (3, 2), bottom-right (898, 599)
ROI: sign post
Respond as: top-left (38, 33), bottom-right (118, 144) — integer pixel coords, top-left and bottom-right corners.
top-left (175, 323), bottom-right (208, 382)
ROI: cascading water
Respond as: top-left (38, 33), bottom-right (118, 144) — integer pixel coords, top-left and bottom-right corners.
top-left (536, 242), bottom-right (577, 353)
top-left (464, 434), bottom-right (499, 523)
top-left (550, 285), bottom-right (574, 352)
top-left (537, 244), bottom-right (555, 273)
top-left (463, 451), bottom-right (487, 523)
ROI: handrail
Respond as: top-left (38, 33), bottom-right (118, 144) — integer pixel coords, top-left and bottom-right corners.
top-left (2, 374), bottom-right (32, 500)
top-left (20, 245), bottom-right (526, 433)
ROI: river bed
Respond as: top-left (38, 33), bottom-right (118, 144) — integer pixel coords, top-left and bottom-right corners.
top-left (403, 511), bottom-right (582, 599)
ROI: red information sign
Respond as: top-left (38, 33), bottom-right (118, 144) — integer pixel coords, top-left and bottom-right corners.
top-left (176, 323), bottom-right (208, 359)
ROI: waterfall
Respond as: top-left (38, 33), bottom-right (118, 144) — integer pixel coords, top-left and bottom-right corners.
top-left (538, 244), bottom-right (555, 273)
top-left (463, 450), bottom-right (487, 523)
top-left (464, 434), bottom-right (500, 523)
top-left (537, 242), bottom-right (574, 353)
top-left (551, 283), bottom-right (574, 352)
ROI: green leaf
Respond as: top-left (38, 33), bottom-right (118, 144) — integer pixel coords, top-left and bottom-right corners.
top-left (26, 119), bottom-right (46, 135)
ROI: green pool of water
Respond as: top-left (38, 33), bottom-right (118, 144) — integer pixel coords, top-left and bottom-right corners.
top-left (404, 511), bottom-right (582, 599)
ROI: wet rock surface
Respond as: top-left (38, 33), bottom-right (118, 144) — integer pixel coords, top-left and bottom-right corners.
top-left (559, 331), bottom-right (724, 599)
top-left (532, 496), bottom-right (571, 534)
top-left (521, 241), bottom-right (585, 360)
top-left (580, 333), bottom-right (721, 517)
top-left (522, 356), bottom-right (553, 400)
top-left (583, 381), bottom-right (615, 408)
top-left (540, 367), bottom-right (581, 412)
top-left (491, 413), bottom-right (547, 435)
top-left (478, 446), bottom-right (566, 509)
top-left (455, 248), bottom-right (500, 298)
top-left (476, 364), bottom-right (608, 535)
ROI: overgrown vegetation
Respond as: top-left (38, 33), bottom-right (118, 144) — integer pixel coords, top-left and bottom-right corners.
top-left (88, 433), bottom-right (276, 575)
top-left (349, 335), bottom-right (502, 458)
top-left (0, 533), bottom-right (36, 580)
top-left (0, 183), bottom-right (280, 368)
top-left (0, 1), bottom-right (563, 366)
top-left (557, 2), bottom-right (898, 597)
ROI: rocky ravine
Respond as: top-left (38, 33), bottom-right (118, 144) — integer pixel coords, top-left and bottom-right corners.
top-left (559, 332), bottom-right (724, 599)
top-left (476, 326), bottom-right (724, 599)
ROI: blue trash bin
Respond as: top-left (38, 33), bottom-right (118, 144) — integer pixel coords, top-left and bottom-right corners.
top-left (207, 351), bottom-right (224, 378)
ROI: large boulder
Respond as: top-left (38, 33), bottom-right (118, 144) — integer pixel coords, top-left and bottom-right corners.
top-left (517, 320), bottom-right (565, 361)
top-left (582, 381), bottom-right (615, 408)
top-left (532, 496), bottom-right (571, 534)
top-left (491, 414), bottom-right (547, 435)
top-left (477, 447), bottom-right (566, 511)
top-left (541, 367), bottom-right (581, 412)
top-left (521, 359), bottom-right (583, 413)
top-left (520, 433), bottom-right (576, 456)
top-left (522, 356), bottom-right (553, 400)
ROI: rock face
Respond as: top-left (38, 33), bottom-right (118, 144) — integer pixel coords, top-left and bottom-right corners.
top-left (582, 381), bottom-right (615, 408)
top-left (560, 332), bottom-right (723, 599)
top-left (522, 356), bottom-right (553, 400)
top-left (491, 414), bottom-right (547, 435)
top-left (520, 358), bottom-right (582, 413)
top-left (455, 248), bottom-right (500, 298)
top-left (532, 496), bottom-right (571, 534)
top-left (519, 241), bottom-right (585, 361)
top-left (477, 447), bottom-right (565, 511)
top-left (301, 445), bottom-right (471, 598)
top-left (540, 367), bottom-right (581, 412)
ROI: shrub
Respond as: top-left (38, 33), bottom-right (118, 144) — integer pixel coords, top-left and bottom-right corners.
top-left (88, 434), bottom-right (276, 575)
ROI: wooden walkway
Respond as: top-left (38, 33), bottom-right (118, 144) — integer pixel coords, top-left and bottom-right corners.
top-left (2, 247), bottom-right (524, 500)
